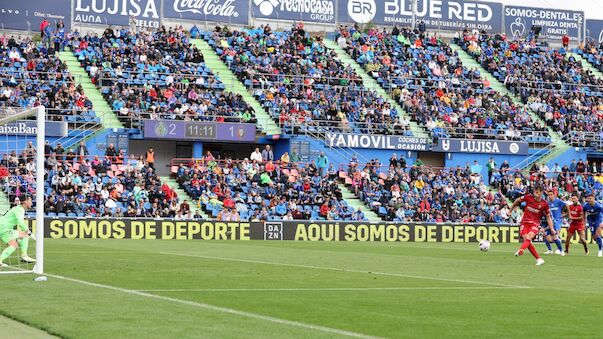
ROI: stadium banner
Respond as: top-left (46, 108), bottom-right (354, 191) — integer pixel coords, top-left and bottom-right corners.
top-left (337, 0), bottom-right (503, 33)
top-left (164, 0), bottom-right (249, 25)
top-left (252, 0), bottom-right (336, 24)
top-left (73, 0), bottom-right (162, 29)
top-left (41, 218), bottom-right (261, 240)
top-left (268, 221), bottom-right (520, 242)
top-left (503, 6), bottom-right (584, 41)
top-left (143, 119), bottom-right (256, 142)
top-left (0, 0), bottom-right (71, 31)
top-left (586, 19), bottom-right (603, 44)
top-left (34, 217), bottom-right (522, 243)
top-left (31, 218), bottom-right (598, 243)
top-left (324, 132), bottom-right (429, 151)
top-left (432, 138), bottom-right (529, 155)
top-left (0, 121), bottom-right (67, 137)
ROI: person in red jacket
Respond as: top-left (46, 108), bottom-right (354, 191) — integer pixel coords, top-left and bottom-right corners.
top-left (562, 34), bottom-right (570, 48)
top-left (40, 18), bottom-right (49, 36)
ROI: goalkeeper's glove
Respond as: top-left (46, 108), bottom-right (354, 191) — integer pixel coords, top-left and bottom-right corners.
top-left (27, 230), bottom-right (36, 241)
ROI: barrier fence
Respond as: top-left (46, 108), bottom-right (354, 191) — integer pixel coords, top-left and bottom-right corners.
top-left (23, 217), bottom-right (599, 243)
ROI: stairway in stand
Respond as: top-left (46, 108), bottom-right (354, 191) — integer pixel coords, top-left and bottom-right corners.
top-left (191, 39), bottom-right (281, 136)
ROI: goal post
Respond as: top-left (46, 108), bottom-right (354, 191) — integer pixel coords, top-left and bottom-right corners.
top-left (0, 106), bottom-right (45, 274)
top-left (34, 105), bottom-right (45, 274)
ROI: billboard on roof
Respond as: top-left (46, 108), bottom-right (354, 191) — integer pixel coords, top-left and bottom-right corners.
top-left (338, 0), bottom-right (503, 33)
top-left (503, 6), bottom-right (584, 41)
top-left (0, 0), bottom-right (71, 31)
top-left (73, 0), bottom-right (162, 29)
top-left (164, 0), bottom-right (249, 25)
top-left (586, 19), bottom-right (603, 44)
top-left (252, 0), bottom-right (336, 24)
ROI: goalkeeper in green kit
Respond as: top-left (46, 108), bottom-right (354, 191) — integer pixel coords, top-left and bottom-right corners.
top-left (0, 196), bottom-right (35, 267)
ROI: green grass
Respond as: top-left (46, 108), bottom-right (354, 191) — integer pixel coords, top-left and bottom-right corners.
top-left (0, 239), bottom-right (602, 338)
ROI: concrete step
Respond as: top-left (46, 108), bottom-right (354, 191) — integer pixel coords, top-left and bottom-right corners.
top-left (58, 51), bottom-right (124, 130)
top-left (191, 38), bottom-right (281, 135)
top-left (323, 39), bottom-right (430, 139)
top-left (160, 176), bottom-right (211, 220)
top-left (338, 184), bottom-right (382, 222)
top-left (568, 52), bottom-right (603, 79)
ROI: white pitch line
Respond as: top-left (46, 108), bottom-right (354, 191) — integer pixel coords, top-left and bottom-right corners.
top-left (137, 286), bottom-right (523, 292)
top-left (45, 273), bottom-right (380, 339)
top-left (159, 252), bottom-right (531, 289)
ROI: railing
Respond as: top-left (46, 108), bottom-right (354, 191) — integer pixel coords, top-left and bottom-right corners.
top-left (170, 157), bottom-right (308, 168)
top-left (513, 132), bottom-right (575, 170)
top-left (241, 70), bottom-right (603, 92)
top-left (280, 117), bottom-right (552, 145)
top-left (567, 131), bottom-right (603, 150)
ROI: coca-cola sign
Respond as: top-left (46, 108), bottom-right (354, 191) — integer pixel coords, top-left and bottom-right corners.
top-left (164, 0), bottom-right (249, 24)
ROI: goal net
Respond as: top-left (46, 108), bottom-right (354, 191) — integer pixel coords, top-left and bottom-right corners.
top-left (0, 106), bottom-right (45, 274)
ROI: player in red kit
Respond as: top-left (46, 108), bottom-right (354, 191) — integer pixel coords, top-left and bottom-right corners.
top-left (509, 186), bottom-right (554, 265)
top-left (565, 193), bottom-right (589, 255)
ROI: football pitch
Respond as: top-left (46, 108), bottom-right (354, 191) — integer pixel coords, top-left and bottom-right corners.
top-left (0, 239), bottom-right (601, 338)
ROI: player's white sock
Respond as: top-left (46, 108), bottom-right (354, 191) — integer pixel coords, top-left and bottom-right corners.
top-left (598, 250), bottom-right (603, 257)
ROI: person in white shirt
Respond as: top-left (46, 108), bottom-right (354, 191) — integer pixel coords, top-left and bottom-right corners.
top-left (250, 148), bottom-right (262, 162)
top-left (165, 74), bottom-right (174, 87)
top-left (8, 49), bottom-right (20, 61)
top-left (105, 198), bottom-right (117, 209)
top-left (337, 34), bottom-right (347, 48)
top-left (539, 163), bottom-right (550, 175)
top-left (89, 64), bottom-right (99, 77)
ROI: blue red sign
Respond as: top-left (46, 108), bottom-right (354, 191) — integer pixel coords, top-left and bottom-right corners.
top-left (338, 0), bottom-right (503, 33)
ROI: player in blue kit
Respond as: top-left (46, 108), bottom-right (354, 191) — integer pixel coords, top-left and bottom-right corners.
top-left (543, 190), bottom-right (565, 255)
top-left (583, 194), bottom-right (603, 257)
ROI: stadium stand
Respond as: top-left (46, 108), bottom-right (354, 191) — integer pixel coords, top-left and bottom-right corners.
top-left (340, 155), bottom-right (511, 223)
top-left (0, 146), bottom-right (190, 219)
top-left (71, 27), bottom-right (257, 129)
top-left (173, 156), bottom-right (367, 222)
top-left (490, 159), bottom-right (603, 203)
top-left (0, 36), bottom-right (101, 125)
top-left (458, 30), bottom-right (603, 137)
top-left (580, 42), bottom-right (603, 72)
top-left (337, 26), bottom-right (549, 142)
top-left (205, 24), bottom-right (414, 136)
